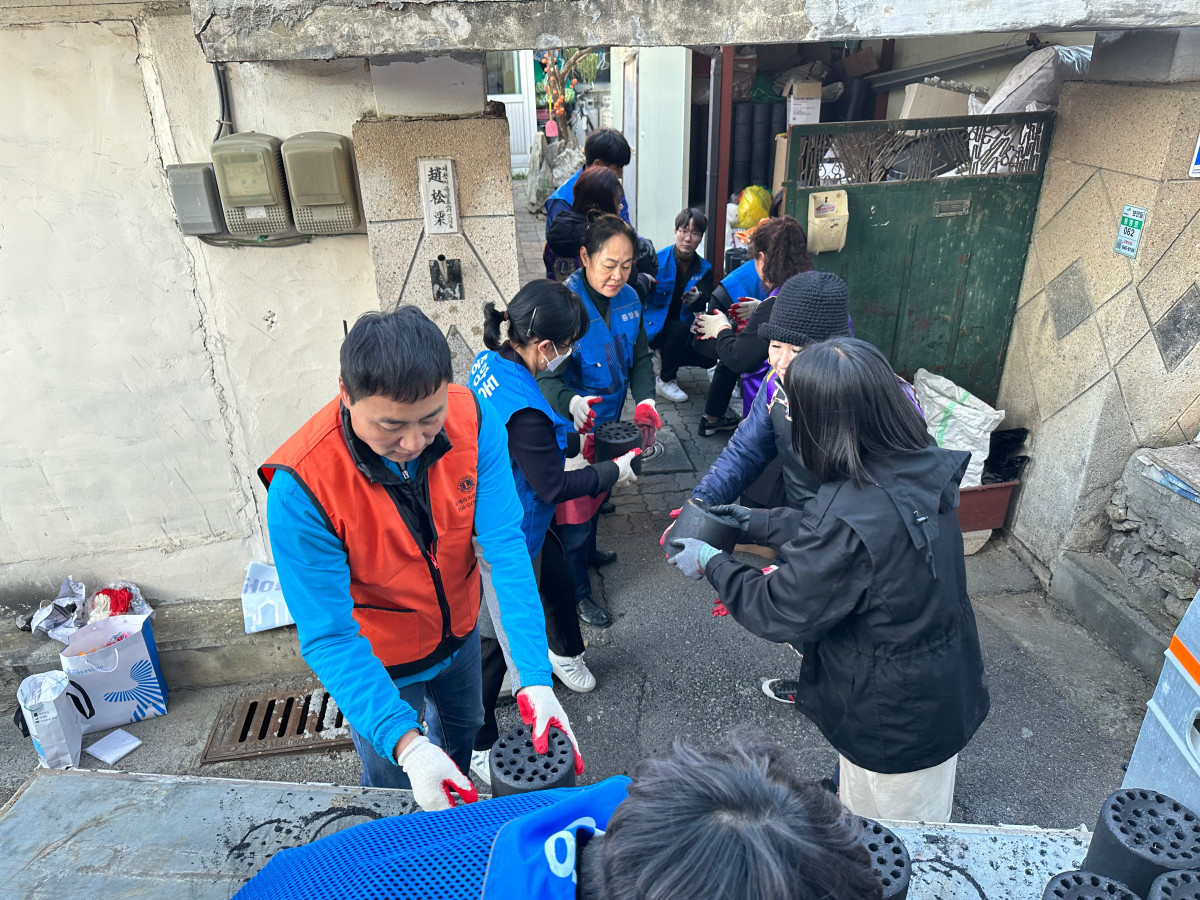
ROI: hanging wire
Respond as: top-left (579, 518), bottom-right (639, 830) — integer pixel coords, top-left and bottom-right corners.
top-left (212, 63), bottom-right (234, 143)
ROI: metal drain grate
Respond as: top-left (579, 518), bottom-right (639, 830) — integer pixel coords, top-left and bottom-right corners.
top-left (201, 682), bottom-right (352, 763)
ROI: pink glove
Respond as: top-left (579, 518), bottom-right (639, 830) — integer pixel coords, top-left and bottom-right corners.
top-left (634, 401), bottom-right (662, 450)
top-left (659, 507), bottom-right (682, 547)
top-left (395, 734), bottom-right (478, 811)
top-left (517, 685), bottom-right (584, 775)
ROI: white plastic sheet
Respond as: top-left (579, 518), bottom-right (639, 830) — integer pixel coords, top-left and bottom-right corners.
top-left (913, 369), bottom-right (1005, 488)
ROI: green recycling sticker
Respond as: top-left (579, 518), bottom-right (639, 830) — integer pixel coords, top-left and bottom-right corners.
top-left (1115, 204), bottom-right (1146, 259)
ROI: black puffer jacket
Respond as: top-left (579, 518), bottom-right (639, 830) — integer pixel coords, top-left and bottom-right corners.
top-left (545, 209), bottom-right (589, 259)
top-left (706, 445), bottom-right (989, 774)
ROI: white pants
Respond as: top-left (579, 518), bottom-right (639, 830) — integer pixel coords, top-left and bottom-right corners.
top-left (838, 753), bottom-right (958, 823)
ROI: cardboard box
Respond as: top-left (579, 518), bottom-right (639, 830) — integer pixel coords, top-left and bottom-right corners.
top-left (833, 47), bottom-right (879, 81)
top-left (772, 133), bottom-right (789, 196)
top-left (898, 83), bottom-right (969, 119)
top-left (784, 80), bottom-right (822, 125)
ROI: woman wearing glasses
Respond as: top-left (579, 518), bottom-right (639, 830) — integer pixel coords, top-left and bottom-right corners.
top-left (468, 281), bottom-right (640, 785)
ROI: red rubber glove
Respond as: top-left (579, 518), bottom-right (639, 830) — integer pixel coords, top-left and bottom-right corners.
top-left (517, 685), bottom-right (585, 775)
top-left (634, 401), bottom-right (662, 450)
top-left (659, 507), bottom-right (682, 547)
top-left (582, 433), bottom-right (595, 464)
top-left (712, 598), bottom-right (730, 617)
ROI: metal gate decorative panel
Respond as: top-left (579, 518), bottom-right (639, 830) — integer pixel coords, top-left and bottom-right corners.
top-left (784, 111), bottom-right (1054, 404)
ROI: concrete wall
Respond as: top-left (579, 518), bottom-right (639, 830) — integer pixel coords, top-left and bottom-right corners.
top-left (999, 81), bottom-right (1200, 577)
top-left (1, 16), bottom-right (380, 603)
top-left (187, 0), bottom-right (1200, 63)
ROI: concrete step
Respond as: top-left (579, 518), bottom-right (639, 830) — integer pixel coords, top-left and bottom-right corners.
top-left (0, 597), bottom-right (310, 695)
top-left (1049, 550), bottom-right (1172, 684)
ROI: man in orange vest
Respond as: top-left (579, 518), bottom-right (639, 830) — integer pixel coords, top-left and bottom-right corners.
top-left (261, 307), bottom-right (582, 811)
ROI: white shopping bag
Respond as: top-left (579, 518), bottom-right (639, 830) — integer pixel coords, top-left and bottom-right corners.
top-left (15, 671), bottom-right (95, 768)
top-left (241, 562), bottom-right (294, 634)
top-left (60, 614), bottom-right (168, 734)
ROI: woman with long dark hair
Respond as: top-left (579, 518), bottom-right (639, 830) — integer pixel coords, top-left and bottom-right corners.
top-left (544, 167), bottom-right (623, 283)
top-left (666, 337), bottom-right (989, 823)
top-left (469, 280), bottom-right (639, 784)
top-left (539, 213), bottom-right (661, 628)
top-left (692, 217), bottom-right (813, 436)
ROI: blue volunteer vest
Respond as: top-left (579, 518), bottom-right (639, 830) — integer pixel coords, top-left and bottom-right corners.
top-left (721, 258), bottom-right (768, 302)
top-left (644, 247), bottom-right (712, 340)
top-left (563, 269), bottom-right (643, 424)
top-left (234, 777), bottom-right (631, 900)
top-left (470, 349), bottom-right (570, 559)
top-left (481, 777), bottom-right (630, 899)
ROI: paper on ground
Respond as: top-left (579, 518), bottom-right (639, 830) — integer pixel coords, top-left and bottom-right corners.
top-left (85, 729), bottom-right (142, 765)
top-left (242, 561), bottom-right (295, 633)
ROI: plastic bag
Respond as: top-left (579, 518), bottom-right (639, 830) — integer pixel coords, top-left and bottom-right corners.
top-left (736, 186), bottom-right (772, 229)
top-left (913, 369), bottom-right (1005, 488)
top-left (86, 580), bottom-right (152, 624)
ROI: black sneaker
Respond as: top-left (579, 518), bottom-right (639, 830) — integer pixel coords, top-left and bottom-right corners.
top-left (576, 597), bottom-right (612, 628)
top-left (699, 413), bottom-right (740, 436)
top-left (761, 678), bottom-right (801, 704)
top-left (589, 549), bottom-right (617, 568)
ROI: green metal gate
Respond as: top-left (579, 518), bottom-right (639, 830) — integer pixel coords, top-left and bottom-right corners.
top-left (783, 111), bottom-right (1054, 404)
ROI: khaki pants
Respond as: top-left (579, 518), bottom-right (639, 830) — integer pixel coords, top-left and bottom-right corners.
top-left (838, 753), bottom-right (958, 823)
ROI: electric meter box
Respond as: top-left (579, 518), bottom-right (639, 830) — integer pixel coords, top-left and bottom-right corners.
top-left (166, 163), bottom-right (225, 235)
top-left (281, 132), bottom-right (364, 235)
top-left (211, 132), bottom-right (294, 236)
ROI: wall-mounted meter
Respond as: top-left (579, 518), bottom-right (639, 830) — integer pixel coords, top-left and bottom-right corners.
top-left (281, 133), bottom-right (364, 235)
top-left (211, 132), bottom-right (293, 236)
top-left (165, 163), bottom-right (225, 235)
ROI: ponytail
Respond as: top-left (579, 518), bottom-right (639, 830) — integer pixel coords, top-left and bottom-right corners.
top-left (482, 281), bottom-right (590, 352)
top-left (482, 301), bottom-right (507, 351)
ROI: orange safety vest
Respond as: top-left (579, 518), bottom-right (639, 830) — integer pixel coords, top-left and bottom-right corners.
top-left (259, 386), bottom-right (481, 676)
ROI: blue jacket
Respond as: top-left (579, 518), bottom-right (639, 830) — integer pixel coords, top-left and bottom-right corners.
top-left (563, 269), bottom-right (644, 424)
top-left (693, 371), bottom-right (780, 507)
top-left (235, 777), bottom-right (631, 900)
top-left (544, 168), bottom-right (631, 233)
top-left (470, 350), bottom-right (571, 559)
top-left (265, 399), bottom-right (552, 763)
top-left (644, 247), bottom-right (712, 341)
top-left (720, 259), bottom-right (768, 302)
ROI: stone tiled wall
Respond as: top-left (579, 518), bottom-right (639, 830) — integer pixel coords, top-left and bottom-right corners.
top-left (999, 81), bottom-right (1200, 571)
top-left (353, 109), bottom-right (520, 365)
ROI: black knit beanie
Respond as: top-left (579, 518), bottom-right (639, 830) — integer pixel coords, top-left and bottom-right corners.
top-left (757, 270), bottom-right (851, 346)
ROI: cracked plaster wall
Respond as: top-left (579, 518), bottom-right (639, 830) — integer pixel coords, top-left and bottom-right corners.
top-left (187, 0), bottom-right (1200, 63)
top-left (999, 81), bottom-right (1200, 575)
top-left (1, 17), bottom-right (380, 602)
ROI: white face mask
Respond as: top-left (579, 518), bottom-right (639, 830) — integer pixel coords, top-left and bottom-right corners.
top-left (543, 345), bottom-right (572, 372)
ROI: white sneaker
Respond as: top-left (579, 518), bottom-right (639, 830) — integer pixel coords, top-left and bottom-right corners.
top-left (548, 650), bottom-right (597, 693)
top-left (656, 376), bottom-right (688, 403)
top-left (470, 749), bottom-right (492, 787)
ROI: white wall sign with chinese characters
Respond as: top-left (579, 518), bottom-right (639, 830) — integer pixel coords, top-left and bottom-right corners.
top-left (1114, 204), bottom-right (1147, 259)
top-left (418, 158), bottom-right (460, 235)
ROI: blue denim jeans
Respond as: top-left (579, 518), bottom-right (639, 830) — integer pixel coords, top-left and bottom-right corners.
top-left (347, 627), bottom-right (483, 789)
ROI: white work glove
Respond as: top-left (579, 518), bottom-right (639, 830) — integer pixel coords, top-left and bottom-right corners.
top-left (568, 394), bottom-right (601, 433)
top-left (730, 298), bottom-right (761, 322)
top-left (613, 448), bottom-right (641, 486)
top-left (692, 310), bottom-right (732, 340)
top-left (517, 685), bottom-right (585, 774)
top-left (395, 734), bottom-right (478, 811)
